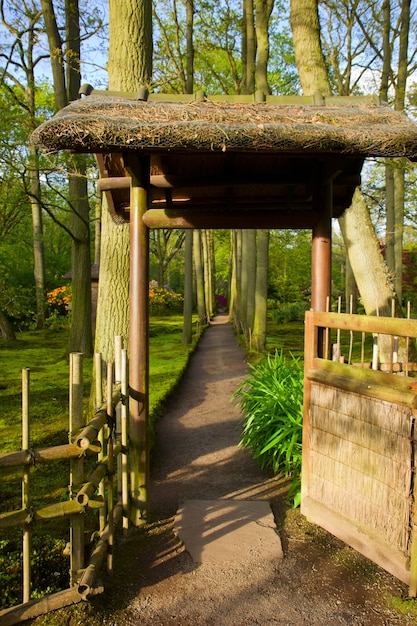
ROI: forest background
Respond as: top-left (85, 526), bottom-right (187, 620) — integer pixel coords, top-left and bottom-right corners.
top-left (0, 0), bottom-right (417, 356)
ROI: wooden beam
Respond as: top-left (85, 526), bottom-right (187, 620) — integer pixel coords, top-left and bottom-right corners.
top-left (142, 208), bottom-right (319, 229)
top-left (125, 153), bottom-right (150, 525)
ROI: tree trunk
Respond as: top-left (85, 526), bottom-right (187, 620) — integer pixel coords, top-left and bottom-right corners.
top-left (290, 0), bottom-right (404, 363)
top-left (28, 145), bottom-right (46, 329)
top-left (255, 0), bottom-right (274, 95)
top-left (102, 0), bottom-right (153, 525)
top-left (107, 0), bottom-right (152, 89)
top-left (245, 229), bottom-right (257, 337)
top-left (94, 201), bottom-right (130, 363)
top-left (243, 0), bottom-right (256, 94)
top-left (253, 229), bottom-right (269, 352)
top-left (182, 230), bottom-right (193, 344)
top-left (68, 159), bottom-right (93, 355)
top-left (193, 230), bottom-right (206, 326)
top-left (66, 0), bottom-right (93, 354)
top-left (290, 0), bottom-right (331, 98)
top-left (0, 311), bottom-right (16, 342)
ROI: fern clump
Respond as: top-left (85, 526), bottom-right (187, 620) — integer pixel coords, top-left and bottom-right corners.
top-left (234, 351), bottom-right (304, 506)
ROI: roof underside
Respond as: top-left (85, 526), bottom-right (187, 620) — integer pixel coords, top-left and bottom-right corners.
top-left (31, 93), bottom-right (417, 224)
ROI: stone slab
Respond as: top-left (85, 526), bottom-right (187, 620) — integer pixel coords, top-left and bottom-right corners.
top-left (173, 499), bottom-right (283, 564)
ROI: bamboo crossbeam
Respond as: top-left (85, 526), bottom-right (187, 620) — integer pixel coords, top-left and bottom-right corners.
top-left (76, 444), bottom-right (121, 506)
top-left (0, 586), bottom-right (85, 626)
top-left (78, 503), bottom-right (123, 600)
top-left (75, 388), bottom-right (120, 449)
top-left (0, 498), bottom-right (104, 530)
top-left (0, 442), bottom-right (100, 471)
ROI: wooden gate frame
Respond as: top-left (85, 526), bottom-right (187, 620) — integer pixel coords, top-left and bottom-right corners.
top-left (31, 90), bottom-right (417, 583)
top-left (302, 310), bottom-right (417, 594)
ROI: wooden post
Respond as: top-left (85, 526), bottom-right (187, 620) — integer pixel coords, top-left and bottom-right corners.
top-left (300, 311), bottom-right (317, 506)
top-left (106, 362), bottom-right (114, 574)
top-left (95, 352), bottom-right (107, 531)
top-left (125, 154), bottom-right (150, 525)
top-left (121, 349), bottom-right (129, 533)
top-left (311, 178), bottom-right (332, 357)
top-left (311, 179), bottom-right (332, 312)
top-left (22, 368), bottom-right (31, 604)
top-left (69, 352), bottom-right (84, 586)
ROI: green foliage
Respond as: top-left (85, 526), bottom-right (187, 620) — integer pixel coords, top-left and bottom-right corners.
top-left (0, 536), bottom-right (68, 609)
top-left (234, 351), bottom-right (304, 506)
top-left (269, 301), bottom-right (309, 324)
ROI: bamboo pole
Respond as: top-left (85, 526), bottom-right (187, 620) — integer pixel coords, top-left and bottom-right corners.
top-left (95, 353), bottom-right (107, 531)
top-left (77, 503), bottom-right (123, 600)
top-left (76, 445), bottom-right (121, 506)
top-left (0, 443), bottom-right (100, 470)
top-left (22, 368), bottom-right (31, 604)
top-left (114, 336), bottom-right (122, 384)
top-left (0, 499), bottom-right (105, 530)
top-left (121, 349), bottom-right (129, 533)
top-left (0, 586), bottom-right (85, 626)
top-left (106, 362), bottom-right (115, 574)
top-left (75, 389), bottom-right (120, 451)
top-left (69, 353), bottom-right (85, 587)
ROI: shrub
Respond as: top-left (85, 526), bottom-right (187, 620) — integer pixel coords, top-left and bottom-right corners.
top-left (149, 281), bottom-right (183, 313)
top-left (233, 351), bottom-right (304, 507)
top-left (269, 302), bottom-right (309, 324)
top-left (47, 285), bottom-right (72, 317)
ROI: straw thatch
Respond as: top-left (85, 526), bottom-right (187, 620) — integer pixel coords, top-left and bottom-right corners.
top-left (31, 95), bottom-right (417, 158)
top-left (308, 382), bottom-right (413, 555)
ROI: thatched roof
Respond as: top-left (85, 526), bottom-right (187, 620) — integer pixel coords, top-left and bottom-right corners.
top-left (31, 94), bottom-right (417, 159)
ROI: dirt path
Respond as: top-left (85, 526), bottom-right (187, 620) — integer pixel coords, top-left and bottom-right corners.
top-left (42, 316), bottom-right (416, 625)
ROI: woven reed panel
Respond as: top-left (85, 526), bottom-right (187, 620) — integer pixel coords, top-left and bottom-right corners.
top-left (309, 382), bottom-right (414, 555)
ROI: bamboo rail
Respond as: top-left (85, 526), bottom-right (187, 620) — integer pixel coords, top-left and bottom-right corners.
top-left (0, 336), bottom-right (130, 622)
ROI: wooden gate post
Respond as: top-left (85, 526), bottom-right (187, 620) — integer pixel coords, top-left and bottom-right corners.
top-left (311, 178), bottom-right (332, 312)
top-left (126, 154), bottom-right (150, 525)
top-left (311, 178), bottom-right (332, 358)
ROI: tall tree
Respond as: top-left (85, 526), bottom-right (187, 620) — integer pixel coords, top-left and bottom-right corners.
top-left (98, 0), bottom-right (153, 525)
top-left (40, 0), bottom-right (94, 354)
top-left (290, 0), bottom-right (409, 361)
top-left (1, 2), bottom-right (47, 328)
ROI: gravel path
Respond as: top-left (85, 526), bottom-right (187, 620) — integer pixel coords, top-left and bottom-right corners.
top-left (33, 316), bottom-right (416, 625)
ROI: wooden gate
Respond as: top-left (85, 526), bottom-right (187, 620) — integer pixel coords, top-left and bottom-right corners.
top-left (302, 310), bottom-right (417, 595)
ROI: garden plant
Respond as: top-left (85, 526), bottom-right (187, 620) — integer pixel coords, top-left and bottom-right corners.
top-left (234, 350), bottom-right (304, 507)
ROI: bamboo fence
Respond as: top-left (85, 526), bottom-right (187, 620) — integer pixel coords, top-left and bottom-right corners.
top-left (0, 338), bottom-right (130, 625)
top-left (302, 300), bottom-right (417, 597)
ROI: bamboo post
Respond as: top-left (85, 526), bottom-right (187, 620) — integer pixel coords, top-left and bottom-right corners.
top-left (114, 336), bottom-right (122, 384)
top-left (106, 362), bottom-right (114, 573)
top-left (95, 352), bottom-right (106, 531)
top-left (22, 368), bottom-right (31, 604)
top-left (121, 349), bottom-right (129, 533)
top-left (348, 294), bottom-right (354, 365)
top-left (125, 153), bottom-right (150, 525)
top-left (406, 302), bottom-right (411, 376)
top-left (69, 353), bottom-right (84, 587)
